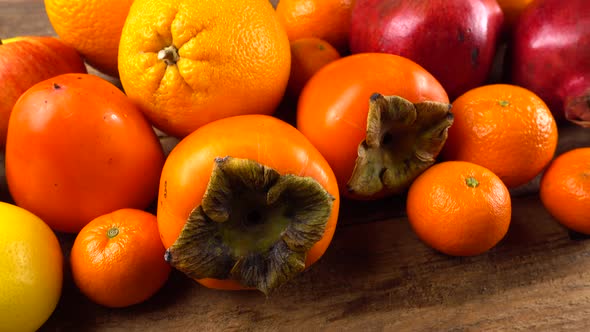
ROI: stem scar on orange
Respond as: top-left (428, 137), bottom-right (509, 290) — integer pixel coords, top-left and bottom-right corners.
top-left (406, 161), bottom-right (512, 256)
top-left (540, 148), bottom-right (590, 234)
top-left (118, 0), bottom-right (291, 138)
top-left (70, 209), bottom-right (171, 308)
top-left (157, 115), bottom-right (340, 295)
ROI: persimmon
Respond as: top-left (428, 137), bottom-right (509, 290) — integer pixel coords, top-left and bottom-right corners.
top-left (296, 53), bottom-right (452, 200)
top-left (5, 73), bottom-right (165, 233)
top-left (157, 115), bottom-right (340, 294)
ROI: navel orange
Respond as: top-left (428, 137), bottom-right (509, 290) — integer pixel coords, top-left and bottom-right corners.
top-left (118, 0), bottom-right (291, 138)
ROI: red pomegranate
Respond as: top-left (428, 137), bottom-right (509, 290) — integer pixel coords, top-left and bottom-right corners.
top-left (349, 0), bottom-right (504, 100)
top-left (510, 0), bottom-right (590, 127)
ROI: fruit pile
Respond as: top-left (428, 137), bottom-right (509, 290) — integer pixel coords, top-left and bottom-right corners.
top-left (0, 0), bottom-right (589, 329)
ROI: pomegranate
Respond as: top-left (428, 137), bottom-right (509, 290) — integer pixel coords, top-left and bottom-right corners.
top-left (510, 0), bottom-right (590, 127)
top-left (349, 0), bottom-right (504, 100)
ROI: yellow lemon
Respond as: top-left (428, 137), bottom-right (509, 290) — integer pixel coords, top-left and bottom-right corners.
top-left (0, 202), bottom-right (63, 332)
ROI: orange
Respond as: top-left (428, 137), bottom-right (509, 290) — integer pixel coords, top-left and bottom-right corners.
top-left (44, 0), bottom-right (133, 77)
top-left (70, 209), bottom-right (171, 308)
top-left (441, 84), bottom-right (558, 188)
top-left (118, 0), bottom-right (291, 138)
top-left (540, 148), bottom-right (590, 234)
top-left (496, 0), bottom-right (534, 27)
top-left (276, 0), bottom-right (354, 53)
top-left (407, 161), bottom-right (512, 256)
top-left (286, 37), bottom-right (341, 98)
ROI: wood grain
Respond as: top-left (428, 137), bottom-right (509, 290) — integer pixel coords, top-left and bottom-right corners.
top-left (2, 1), bottom-right (590, 331)
top-left (0, 1), bottom-right (55, 37)
top-left (39, 184), bottom-right (590, 331)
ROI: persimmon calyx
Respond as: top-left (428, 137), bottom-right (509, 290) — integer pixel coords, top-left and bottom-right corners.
top-left (347, 93), bottom-right (453, 196)
top-left (164, 156), bottom-right (335, 295)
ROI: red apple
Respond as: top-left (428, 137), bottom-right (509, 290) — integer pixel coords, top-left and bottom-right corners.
top-left (349, 0), bottom-right (504, 100)
top-left (0, 36), bottom-right (87, 147)
top-left (510, 0), bottom-right (590, 127)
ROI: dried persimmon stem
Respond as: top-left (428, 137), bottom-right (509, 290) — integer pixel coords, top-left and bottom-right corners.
top-left (347, 93), bottom-right (453, 197)
top-left (164, 156), bottom-right (335, 295)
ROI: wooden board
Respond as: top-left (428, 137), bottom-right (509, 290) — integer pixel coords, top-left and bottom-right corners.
top-left (2, 1), bottom-right (590, 331)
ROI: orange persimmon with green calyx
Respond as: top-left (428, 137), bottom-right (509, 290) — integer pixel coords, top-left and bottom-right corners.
top-left (296, 53), bottom-right (452, 200)
top-left (158, 115), bottom-right (340, 294)
top-left (118, 0), bottom-right (291, 138)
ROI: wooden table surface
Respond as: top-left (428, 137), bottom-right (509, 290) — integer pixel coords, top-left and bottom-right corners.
top-left (2, 1), bottom-right (590, 331)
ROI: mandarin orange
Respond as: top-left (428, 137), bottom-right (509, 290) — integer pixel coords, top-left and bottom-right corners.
top-left (286, 37), bottom-right (341, 98)
top-left (276, 0), bottom-right (354, 53)
top-left (441, 84), bottom-right (558, 188)
top-left (540, 148), bottom-right (590, 234)
top-left (70, 209), bottom-right (171, 308)
top-left (407, 161), bottom-right (512, 256)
